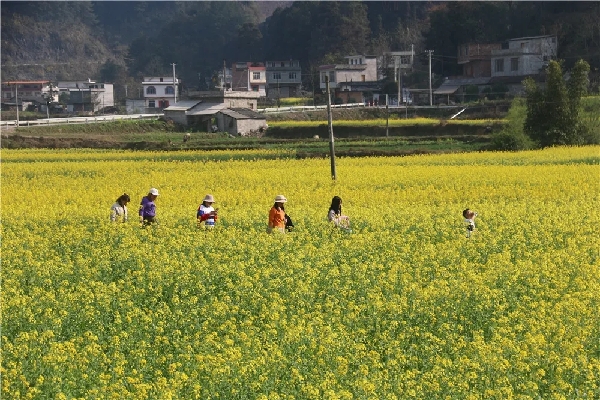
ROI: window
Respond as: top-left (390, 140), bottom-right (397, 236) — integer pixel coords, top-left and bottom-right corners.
top-left (273, 72), bottom-right (281, 80)
top-left (321, 72), bottom-right (326, 83)
top-left (252, 86), bottom-right (259, 92)
top-left (465, 46), bottom-right (469, 56)
top-left (329, 71), bottom-right (335, 82)
top-left (146, 86), bottom-right (156, 95)
top-left (361, 75), bottom-right (366, 82)
top-left (510, 58), bottom-right (519, 72)
top-left (253, 72), bottom-right (261, 80)
top-left (520, 42), bottom-right (526, 48)
top-left (148, 100), bottom-right (155, 108)
top-left (289, 72), bottom-right (296, 80)
top-left (165, 86), bottom-right (175, 95)
top-left (495, 59), bottom-right (504, 73)
top-left (280, 62), bottom-right (285, 67)
top-left (160, 78), bottom-right (163, 82)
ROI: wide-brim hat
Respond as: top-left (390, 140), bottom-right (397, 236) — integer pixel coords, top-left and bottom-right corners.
top-left (203, 194), bottom-right (215, 203)
top-left (149, 188), bottom-right (159, 196)
top-left (274, 194), bottom-right (287, 203)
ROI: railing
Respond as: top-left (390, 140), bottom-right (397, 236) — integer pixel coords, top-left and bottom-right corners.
top-left (258, 102), bottom-right (366, 114)
top-left (257, 103), bottom-right (462, 114)
top-left (0, 113), bottom-right (162, 128)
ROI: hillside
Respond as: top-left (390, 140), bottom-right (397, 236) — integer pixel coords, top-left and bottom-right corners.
top-left (1, 1), bottom-right (598, 92)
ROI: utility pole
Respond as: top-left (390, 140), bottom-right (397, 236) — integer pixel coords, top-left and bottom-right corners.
top-left (171, 63), bottom-right (177, 104)
top-left (325, 75), bottom-right (337, 180)
top-left (15, 83), bottom-right (19, 127)
top-left (223, 59), bottom-right (227, 91)
top-left (426, 50), bottom-right (434, 106)
top-left (398, 61), bottom-right (402, 108)
top-left (385, 94), bottom-right (389, 138)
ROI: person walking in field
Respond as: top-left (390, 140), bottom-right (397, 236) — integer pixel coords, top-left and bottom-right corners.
top-left (197, 194), bottom-right (218, 229)
top-left (139, 188), bottom-right (159, 226)
top-left (463, 208), bottom-right (478, 238)
top-left (328, 196), bottom-right (351, 232)
top-left (267, 195), bottom-right (292, 233)
top-left (110, 193), bottom-right (130, 223)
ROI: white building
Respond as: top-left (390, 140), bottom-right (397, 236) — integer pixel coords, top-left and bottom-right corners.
top-left (319, 55), bottom-right (378, 90)
top-left (142, 76), bottom-right (179, 111)
top-left (491, 35), bottom-right (557, 78)
top-left (57, 79), bottom-right (114, 113)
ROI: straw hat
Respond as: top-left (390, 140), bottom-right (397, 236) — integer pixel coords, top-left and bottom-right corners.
top-left (203, 194), bottom-right (215, 203)
top-left (274, 194), bottom-right (287, 203)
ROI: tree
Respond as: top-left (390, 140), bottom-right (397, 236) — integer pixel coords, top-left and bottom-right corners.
top-left (524, 59), bottom-right (591, 147)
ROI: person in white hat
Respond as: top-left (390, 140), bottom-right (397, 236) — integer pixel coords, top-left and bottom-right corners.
top-left (197, 194), bottom-right (218, 228)
top-left (267, 194), bottom-right (289, 233)
top-left (139, 188), bottom-right (159, 226)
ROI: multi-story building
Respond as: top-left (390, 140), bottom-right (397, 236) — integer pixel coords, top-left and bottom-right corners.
top-left (319, 55), bottom-right (378, 91)
top-left (231, 62), bottom-right (267, 96)
top-left (457, 43), bottom-right (502, 78)
top-left (0, 80), bottom-right (61, 112)
top-left (56, 80), bottom-right (114, 113)
top-left (216, 67), bottom-right (232, 91)
top-left (142, 76), bottom-right (179, 111)
top-left (1, 80), bottom-right (53, 100)
top-left (383, 49), bottom-right (415, 81)
top-left (265, 60), bottom-right (302, 99)
top-left (491, 35), bottom-right (557, 78)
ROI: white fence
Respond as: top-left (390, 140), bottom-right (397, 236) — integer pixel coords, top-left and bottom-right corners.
top-left (0, 113), bottom-right (162, 128)
top-left (258, 103), bottom-right (365, 114)
top-left (257, 103), bottom-right (461, 114)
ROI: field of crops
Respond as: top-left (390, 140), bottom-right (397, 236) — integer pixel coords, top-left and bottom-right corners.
top-left (2, 146), bottom-right (599, 399)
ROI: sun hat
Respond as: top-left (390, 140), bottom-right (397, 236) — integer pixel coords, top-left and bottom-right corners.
top-left (274, 194), bottom-right (287, 203)
top-left (149, 188), bottom-right (159, 196)
top-left (203, 194), bottom-right (215, 203)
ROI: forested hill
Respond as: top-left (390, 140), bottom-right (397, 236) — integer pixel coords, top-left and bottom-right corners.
top-left (2, 1), bottom-right (599, 99)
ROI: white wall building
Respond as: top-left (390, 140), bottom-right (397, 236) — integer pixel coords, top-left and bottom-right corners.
top-left (57, 79), bottom-right (114, 112)
top-left (142, 76), bottom-right (179, 110)
top-left (491, 35), bottom-right (557, 77)
top-left (319, 55), bottom-right (378, 90)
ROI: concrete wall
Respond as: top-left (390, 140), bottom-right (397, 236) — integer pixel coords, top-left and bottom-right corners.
top-left (163, 110), bottom-right (188, 126)
top-left (220, 114), bottom-right (267, 136)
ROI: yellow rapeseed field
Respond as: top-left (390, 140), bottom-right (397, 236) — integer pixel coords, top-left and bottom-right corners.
top-left (2, 146), bottom-right (599, 399)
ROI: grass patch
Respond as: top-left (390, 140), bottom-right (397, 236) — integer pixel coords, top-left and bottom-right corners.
top-left (268, 118), bottom-right (505, 128)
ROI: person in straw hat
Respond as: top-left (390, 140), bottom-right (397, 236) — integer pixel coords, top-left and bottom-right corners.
top-left (197, 194), bottom-right (218, 228)
top-left (267, 194), bottom-right (291, 233)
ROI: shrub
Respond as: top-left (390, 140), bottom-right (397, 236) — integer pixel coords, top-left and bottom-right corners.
top-left (491, 97), bottom-right (534, 150)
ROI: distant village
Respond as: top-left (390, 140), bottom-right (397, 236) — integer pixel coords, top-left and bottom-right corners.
top-left (2, 34), bottom-right (556, 133)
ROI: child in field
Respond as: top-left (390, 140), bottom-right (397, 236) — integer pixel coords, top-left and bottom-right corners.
top-left (110, 193), bottom-right (130, 223)
top-left (328, 196), bottom-right (351, 232)
top-left (197, 194), bottom-right (218, 228)
top-left (463, 208), bottom-right (478, 238)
